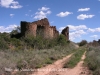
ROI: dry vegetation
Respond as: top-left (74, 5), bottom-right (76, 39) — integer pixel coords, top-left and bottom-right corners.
top-left (0, 32), bottom-right (77, 75)
top-left (0, 29), bottom-right (100, 75)
top-left (85, 46), bottom-right (100, 75)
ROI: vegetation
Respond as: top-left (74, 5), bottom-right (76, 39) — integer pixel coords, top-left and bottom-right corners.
top-left (0, 42), bottom-right (76, 75)
top-left (78, 40), bottom-right (87, 46)
top-left (63, 47), bottom-right (85, 68)
top-left (0, 30), bottom-right (77, 75)
top-left (0, 31), bottom-right (70, 50)
top-left (85, 46), bottom-right (100, 75)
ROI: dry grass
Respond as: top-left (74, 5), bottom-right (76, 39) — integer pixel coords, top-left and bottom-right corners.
top-left (85, 46), bottom-right (100, 75)
top-left (0, 42), bottom-right (77, 75)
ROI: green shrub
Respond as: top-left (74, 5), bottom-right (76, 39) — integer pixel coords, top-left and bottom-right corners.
top-left (57, 34), bottom-right (68, 46)
top-left (0, 33), bottom-right (10, 50)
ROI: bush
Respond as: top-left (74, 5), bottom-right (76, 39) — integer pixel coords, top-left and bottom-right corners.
top-left (57, 34), bottom-right (68, 46)
top-left (78, 40), bottom-right (87, 46)
top-left (0, 30), bottom-right (70, 50)
top-left (0, 39), bottom-right (9, 50)
top-left (0, 33), bottom-right (10, 50)
top-left (85, 46), bottom-right (100, 75)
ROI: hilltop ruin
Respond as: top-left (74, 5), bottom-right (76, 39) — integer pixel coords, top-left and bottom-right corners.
top-left (20, 18), bottom-right (69, 40)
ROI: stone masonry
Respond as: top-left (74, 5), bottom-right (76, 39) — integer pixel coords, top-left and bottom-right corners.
top-left (61, 27), bottom-right (69, 40)
top-left (21, 18), bottom-right (59, 39)
top-left (20, 18), bottom-right (69, 40)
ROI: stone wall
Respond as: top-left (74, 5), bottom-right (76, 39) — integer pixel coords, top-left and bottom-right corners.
top-left (61, 27), bottom-right (69, 40)
top-left (20, 18), bottom-right (59, 39)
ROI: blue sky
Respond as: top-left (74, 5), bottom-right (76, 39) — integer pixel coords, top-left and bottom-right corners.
top-left (0, 0), bottom-right (100, 42)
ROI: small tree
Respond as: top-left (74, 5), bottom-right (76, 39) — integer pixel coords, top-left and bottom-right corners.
top-left (79, 40), bottom-right (87, 46)
top-left (10, 26), bottom-right (21, 38)
top-left (10, 26), bottom-right (21, 35)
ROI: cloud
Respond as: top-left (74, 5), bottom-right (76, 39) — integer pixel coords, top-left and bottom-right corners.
top-left (88, 27), bottom-right (100, 32)
top-left (0, 25), bottom-right (17, 33)
top-left (90, 35), bottom-right (98, 39)
top-left (70, 30), bottom-right (86, 41)
top-left (59, 25), bottom-right (100, 41)
top-left (88, 28), bottom-right (95, 32)
top-left (58, 25), bottom-right (87, 41)
top-left (59, 27), bottom-right (65, 33)
top-left (77, 14), bottom-right (95, 20)
top-left (0, 0), bottom-right (22, 9)
top-left (34, 7), bottom-right (51, 20)
top-left (38, 7), bottom-right (50, 11)
top-left (67, 25), bottom-right (87, 31)
top-left (59, 25), bottom-right (87, 32)
top-left (78, 8), bottom-right (90, 12)
top-left (10, 14), bottom-right (14, 17)
top-left (57, 11), bottom-right (73, 17)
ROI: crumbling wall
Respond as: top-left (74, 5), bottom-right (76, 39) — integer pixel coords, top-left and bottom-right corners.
top-left (50, 26), bottom-right (59, 38)
top-left (20, 18), bottom-right (59, 39)
top-left (21, 21), bottom-right (37, 37)
top-left (61, 27), bottom-right (69, 40)
top-left (36, 25), bottom-right (45, 37)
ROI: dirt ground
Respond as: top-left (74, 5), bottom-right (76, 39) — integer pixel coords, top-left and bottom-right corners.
top-left (30, 52), bottom-right (92, 75)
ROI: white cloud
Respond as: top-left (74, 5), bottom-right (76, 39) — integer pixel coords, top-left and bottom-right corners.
top-left (88, 28), bottom-right (100, 32)
top-left (10, 14), bottom-right (14, 17)
top-left (34, 7), bottom-right (51, 20)
top-left (78, 8), bottom-right (90, 12)
top-left (58, 25), bottom-right (87, 41)
top-left (0, 25), bottom-right (17, 33)
top-left (69, 30), bottom-right (86, 41)
top-left (88, 28), bottom-right (95, 32)
top-left (90, 35), bottom-right (98, 39)
top-left (0, 0), bottom-right (22, 9)
top-left (59, 25), bottom-right (100, 41)
top-left (38, 7), bottom-right (50, 11)
top-left (59, 27), bottom-right (65, 33)
top-left (57, 11), bottom-right (73, 17)
top-left (96, 28), bottom-right (100, 32)
top-left (59, 25), bottom-right (87, 32)
top-left (67, 25), bottom-right (87, 31)
top-left (77, 14), bottom-right (95, 20)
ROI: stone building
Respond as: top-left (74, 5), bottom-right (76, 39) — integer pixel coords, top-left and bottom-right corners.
top-left (20, 18), bottom-right (69, 40)
top-left (21, 18), bottom-right (59, 39)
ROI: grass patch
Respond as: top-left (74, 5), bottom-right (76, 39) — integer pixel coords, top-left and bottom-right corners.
top-left (63, 47), bottom-right (85, 68)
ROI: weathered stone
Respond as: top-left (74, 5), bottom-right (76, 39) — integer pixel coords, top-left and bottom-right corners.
top-left (61, 27), bottom-right (69, 40)
top-left (20, 18), bottom-right (59, 39)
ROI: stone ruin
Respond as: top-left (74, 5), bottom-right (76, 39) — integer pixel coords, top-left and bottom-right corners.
top-left (20, 18), bottom-right (69, 40)
top-left (61, 27), bottom-right (69, 40)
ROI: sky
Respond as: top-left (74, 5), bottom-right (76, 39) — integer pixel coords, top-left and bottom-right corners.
top-left (0, 0), bottom-right (100, 42)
